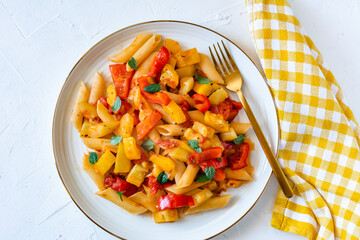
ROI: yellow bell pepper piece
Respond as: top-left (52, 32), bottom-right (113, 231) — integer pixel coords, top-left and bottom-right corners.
top-left (149, 154), bottom-right (175, 173)
top-left (114, 142), bottom-right (132, 173)
top-left (163, 100), bottom-right (187, 124)
top-left (94, 150), bottom-right (116, 175)
top-left (106, 84), bottom-right (117, 107)
top-left (126, 164), bottom-right (148, 187)
top-left (88, 121), bottom-right (119, 138)
top-left (204, 111), bottom-right (230, 133)
top-left (154, 209), bottom-right (179, 223)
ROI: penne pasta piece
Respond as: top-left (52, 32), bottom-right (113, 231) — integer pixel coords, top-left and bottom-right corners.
top-left (89, 72), bottom-right (105, 105)
top-left (168, 147), bottom-right (191, 162)
top-left (154, 209), bottom-right (179, 223)
top-left (119, 113), bottom-right (134, 137)
top-left (126, 35), bottom-right (161, 71)
top-left (192, 121), bottom-right (215, 139)
top-left (203, 180), bottom-right (218, 191)
top-left (209, 134), bottom-right (224, 150)
top-left (88, 121), bottom-right (120, 138)
top-left (230, 122), bottom-right (252, 135)
top-left (102, 142), bottom-right (118, 153)
top-left (173, 159), bottom-right (186, 184)
top-left (176, 164), bottom-right (200, 189)
top-left (179, 77), bottom-right (194, 95)
top-left (148, 128), bottom-right (161, 154)
top-left (96, 188), bottom-right (147, 215)
top-left (80, 119), bottom-right (91, 138)
top-left (81, 137), bottom-right (111, 150)
top-left (150, 103), bottom-right (175, 124)
top-left (226, 179), bottom-right (243, 188)
top-left (156, 124), bottom-right (187, 136)
top-left (165, 181), bottom-right (209, 195)
top-left (133, 51), bottom-right (158, 80)
top-left (109, 33), bottom-right (153, 63)
top-left (224, 168), bottom-right (252, 181)
top-left (71, 82), bottom-right (90, 131)
top-left (208, 88), bottom-right (229, 105)
top-left (82, 154), bottom-right (105, 190)
top-left (128, 192), bottom-right (157, 213)
top-left (185, 194), bottom-right (231, 215)
top-left (188, 110), bottom-right (206, 125)
top-left (97, 101), bottom-right (116, 123)
top-left (78, 102), bottom-right (98, 120)
top-left (190, 188), bottom-right (213, 208)
top-left (198, 53), bottom-right (224, 84)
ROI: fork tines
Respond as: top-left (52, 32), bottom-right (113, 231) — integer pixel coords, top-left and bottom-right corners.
top-left (209, 40), bottom-right (239, 77)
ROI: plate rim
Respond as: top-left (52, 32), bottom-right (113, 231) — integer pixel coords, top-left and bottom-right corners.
top-left (52, 20), bottom-right (280, 240)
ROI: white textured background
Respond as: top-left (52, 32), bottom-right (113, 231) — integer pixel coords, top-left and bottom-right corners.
top-left (1, 0), bottom-right (359, 239)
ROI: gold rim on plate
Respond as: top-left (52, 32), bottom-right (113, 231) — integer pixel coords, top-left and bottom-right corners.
top-left (52, 20), bottom-right (280, 240)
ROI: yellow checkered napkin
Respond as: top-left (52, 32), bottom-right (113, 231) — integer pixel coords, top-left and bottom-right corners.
top-left (245, 0), bottom-right (360, 239)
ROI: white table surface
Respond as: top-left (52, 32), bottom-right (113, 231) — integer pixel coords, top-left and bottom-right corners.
top-left (1, 0), bottom-right (359, 239)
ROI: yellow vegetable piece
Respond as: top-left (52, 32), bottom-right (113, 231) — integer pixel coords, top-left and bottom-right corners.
top-left (175, 48), bottom-right (200, 68)
top-left (80, 119), bottom-right (91, 138)
top-left (209, 134), bottom-right (224, 150)
top-left (126, 164), bottom-right (148, 187)
top-left (188, 110), bottom-right (206, 125)
top-left (106, 84), bottom-right (117, 106)
top-left (143, 185), bottom-right (166, 203)
top-left (96, 100), bottom-right (116, 123)
top-left (78, 102), bottom-right (98, 120)
top-left (191, 188), bottom-right (213, 207)
top-left (219, 127), bottom-right (238, 141)
top-left (168, 57), bottom-right (177, 68)
top-left (208, 88), bottom-right (229, 105)
top-left (176, 65), bottom-right (196, 78)
top-left (123, 137), bottom-right (141, 160)
top-left (94, 150), bottom-right (116, 175)
top-left (183, 128), bottom-right (204, 142)
top-left (226, 179), bottom-right (243, 188)
top-left (204, 111), bottom-right (230, 133)
top-left (178, 141), bottom-right (195, 153)
top-left (152, 164), bottom-right (162, 178)
top-left (185, 195), bottom-right (231, 215)
top-left (88, 121), bottom-right (119, 138)
top-left (114, 142), bottom-right (132, 173)
top-left (154, 209), bottom-right (179, 223)
top-left (193, 82), bottom-right (220, 96)
top-left (164, 39), bottom-right (182, 55)
top-left (160, 64), bottom-right (179, 89)
top-left (149, 154), bottom-right (175, 173)
top-left (179, 77), bottom-right (194, 95)
top-left (119, 113), bottom-right (134, 137)
top-left (163, 100), bottom-right (186, 124)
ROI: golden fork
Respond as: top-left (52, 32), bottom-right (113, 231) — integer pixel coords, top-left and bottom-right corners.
top-left (209, 41), bottom-right (294, 198)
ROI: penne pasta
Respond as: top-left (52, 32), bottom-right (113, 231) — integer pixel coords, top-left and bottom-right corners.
top-left (96, 101), bottom-right (116, 123)
top-left (198, 53), bottom-right (224, 84)
top-left (96, 188), bottom-right (147, 215)
top-left (71, 82), bottom-right (90, 131)
top-left (173, 159), bottom-right (186, 184)
top-left (156, 124), bottom-right (187, 136)
top-left (128, 192), bottom-right (157, 213)
top-left (126, 34), bottom-right (161, 71)
top-left (109, 33), bottom-right (153, 63)
top-left (89, 72), bottom-right (105, 105)
top-left (224, 168), bottom-right (252, 181)
top-left (150, 103), bottom-right (175, 124)
top-left (188, 110), bottom-right (206, 125)
top-left (133, 51), bottom-right (158, 80)
top-left (82, 154), bottom-right (105, 190)
top-left (165, 181), bottom-right (209, 195)
top-left (81, 137), bottom-right (111, 151)
top-left (185, 195), bottom-right (231, 215)
top-left (176, 164), bottom-right (200, 189)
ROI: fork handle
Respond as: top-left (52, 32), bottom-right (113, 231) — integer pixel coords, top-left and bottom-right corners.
top-left (237, 91), bottom-right (294, 198)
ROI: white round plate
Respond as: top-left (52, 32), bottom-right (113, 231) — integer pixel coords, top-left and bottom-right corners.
top-left (53, 21), bottom-right (279, 240)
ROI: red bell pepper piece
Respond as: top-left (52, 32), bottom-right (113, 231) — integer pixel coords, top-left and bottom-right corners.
top-left (213, 169), bottom-right (226, 181)
top-left (147, 46), bottom-right (170, 76)
top-left (98, 97), bottom-right (108, 108)
top-left (192, 93), bottom-right (210, 113)
top-left (104, 174), bottom-right (138, 197)
top-left (147, 176), bottom-right (162, 195)
top-left (188, 147), bottom-right (223, 164)
top-left (136, 109), bottom-right (162, 140)
top-left (138, 76), bottom-right (171, 106)
top-left (109, 64), bottom-right (135, 100)
top-left (210, 98), bottom-right (242, 121)
top-left (157, 194), bottom-right (195, 211)
top-left (199, 157), bottom-right (228, 172)
top-left (229, 142), bottom-right (249, 170)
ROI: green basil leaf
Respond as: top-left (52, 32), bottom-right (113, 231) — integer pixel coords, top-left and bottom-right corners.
top-left (218, 157), bottom-right (222, 162)
top-left (144, 84), bottom-right (161, 93)
top-left (89, 152), bottom-right (98, 164)
top-left (110, 136), bottom-right (122, 145)
top-left (141, 139), bottom-right (154, 151)
top-left (116, 191), bottom-right (126, 201)
top-left (195, 174), bottom-right (210, 182)
top-left (205, 166), bottom-right (215, 180)
top-left (157, 172), bottom-right (168, 184)
top-left (233, 134), bottom-right (245, 145)
top-left (195, 147), bottom-right (202, 153)
top-left (111, 96), bottom-right (122, 111)
top-left (195, 71), bottom-right (211, 84)
top-left (188, 140), bottom-right (199, 149)
top-left (128, 57), bottom-right (137, 70)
